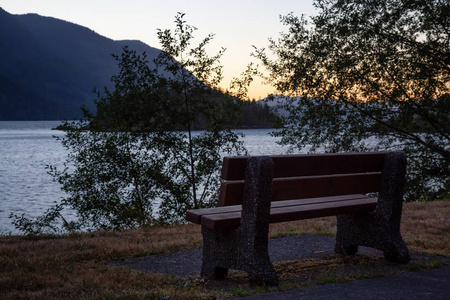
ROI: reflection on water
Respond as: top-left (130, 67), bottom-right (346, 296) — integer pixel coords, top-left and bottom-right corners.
top-left (0, 121), bottom-right (67, 234)
top-left (0, 121), bottom-right (297, 234)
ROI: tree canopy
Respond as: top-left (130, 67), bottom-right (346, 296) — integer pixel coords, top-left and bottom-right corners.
top-left (255, 0), bottom-right (449, 200)
top-left (11, 13), bottom-right (246, 234)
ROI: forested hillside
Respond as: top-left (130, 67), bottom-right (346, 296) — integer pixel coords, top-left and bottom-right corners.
top-left (0, 7), bottom-right (161, 120)
top-left (0, 7), bottom-right (278, 127)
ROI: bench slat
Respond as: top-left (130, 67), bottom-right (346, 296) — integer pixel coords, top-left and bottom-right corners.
top-left (201, 197), bottom-right (378, 230)
top-left (221, 152), bottom-right (387, 180)
top-left (186, 194), bottom-right (371, 224)
top-left (219, 172), bottom-right (381, 206)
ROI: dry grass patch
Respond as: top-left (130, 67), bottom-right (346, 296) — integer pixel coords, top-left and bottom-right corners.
top-left (1, 223), bottom-right (203, 262)
top-left (0, 225), bottom-right (212, 299)
top-left (1, 201), bottom-right (449, 299)
top-left (269, 215), bottom-right (337, 238)
top-left (401, 201), bottom-right (450, 255)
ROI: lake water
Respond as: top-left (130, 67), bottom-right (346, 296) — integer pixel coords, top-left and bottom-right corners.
top-left (0, 121), bottom-right (298, 234)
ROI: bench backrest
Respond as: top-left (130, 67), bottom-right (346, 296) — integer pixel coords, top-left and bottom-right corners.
top-left (219, 152), bottom-right (388, 206)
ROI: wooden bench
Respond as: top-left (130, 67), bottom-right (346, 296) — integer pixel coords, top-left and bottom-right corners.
top-left (186, 152), bottom-right (411, 286)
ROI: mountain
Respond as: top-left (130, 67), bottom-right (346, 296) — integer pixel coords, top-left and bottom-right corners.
top-left (0, 7), bottom-right (162, 120)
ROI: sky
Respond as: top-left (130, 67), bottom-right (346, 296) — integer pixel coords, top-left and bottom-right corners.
top-left (0, 0), bottom-right (317, 99)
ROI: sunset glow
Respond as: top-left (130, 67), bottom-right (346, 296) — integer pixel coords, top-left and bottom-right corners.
top-left (0, 0), bottom-right (316, 99)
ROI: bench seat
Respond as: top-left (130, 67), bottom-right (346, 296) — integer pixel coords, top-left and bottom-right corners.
top-left (187, 194), bottom-right (377, 230)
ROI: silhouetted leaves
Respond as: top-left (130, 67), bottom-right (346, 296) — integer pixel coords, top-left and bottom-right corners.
top-left (256, 0), bottom-right (449, 201)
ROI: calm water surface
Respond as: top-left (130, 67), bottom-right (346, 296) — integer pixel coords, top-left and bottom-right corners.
top-left (0, 121), bottom-right (296, 234)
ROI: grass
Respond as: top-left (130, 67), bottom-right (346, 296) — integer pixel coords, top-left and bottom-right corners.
top-left (1, 201), bottom-right (449, 299)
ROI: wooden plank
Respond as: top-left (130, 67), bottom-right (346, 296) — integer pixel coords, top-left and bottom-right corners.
top-left (221, 152), bottom-right (387, 180)
top-left (187, 194), bottom-right (371, 223)
top-left (201, 197), bottom-right (377, 230)
top-left (201, 211), bottom-right (241, 231)
top-left (271, 194), bottom-right (371, 208)
top-left (186, 204), bottom-right (241, 224)
top-left (219, 172), bottom-right (381, 206)
top-left (269, 198), bottom-right (377, 223)
top-left (272, 172), bottom-right (381, 202)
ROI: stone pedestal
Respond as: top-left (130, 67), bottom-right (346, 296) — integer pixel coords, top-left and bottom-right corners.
top-left (201, 156), bottom-right (278, 286)
top-left (335, 151), bottom-right (411, 264)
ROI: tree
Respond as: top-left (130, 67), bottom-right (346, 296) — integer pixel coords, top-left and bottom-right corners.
top-left (11, 13), bottom-right (245, 234)
top-left (255, 0), bottom-right (449, 201)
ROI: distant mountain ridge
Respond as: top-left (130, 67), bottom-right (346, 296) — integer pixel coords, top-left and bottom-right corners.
top-left (0, 7), bottom-right (162, 120)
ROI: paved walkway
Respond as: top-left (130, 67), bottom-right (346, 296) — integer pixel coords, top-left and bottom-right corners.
top-left (114, 235), bottom-right (383, 276)
top-left (231, 266), bottom-right (450, 300)
top-left (114, 234), bottom-right (450, 299)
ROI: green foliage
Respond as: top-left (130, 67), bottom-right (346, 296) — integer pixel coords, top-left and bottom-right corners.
top-left (255, 0), bottom-right (449, 201)
top-left (11, 13), bottom-right (245, 234)
top-left (10, 204), bottom-right (67, 235)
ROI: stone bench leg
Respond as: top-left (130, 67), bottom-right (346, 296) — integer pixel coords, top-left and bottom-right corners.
top-left (200, 156), bottom-right (279, 286)
top-left (335, 151), bottom-right (411, 264)
top-left (200, 225), bottom-right (278, 286)
top-left (201, 226), bottom-right (234, 280)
